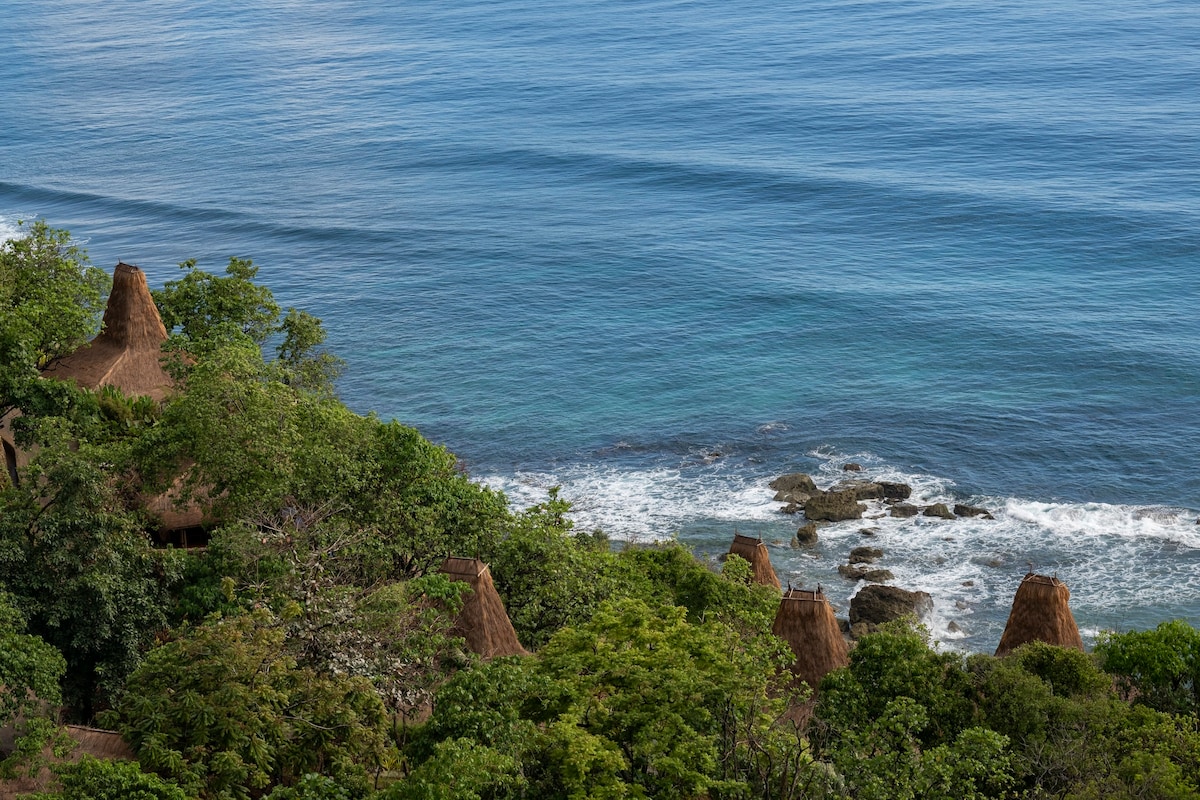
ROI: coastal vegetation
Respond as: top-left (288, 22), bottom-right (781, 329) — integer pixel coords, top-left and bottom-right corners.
top-left (2, 222), bottom-right (1199, 798)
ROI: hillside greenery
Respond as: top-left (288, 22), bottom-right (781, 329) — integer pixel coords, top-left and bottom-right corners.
top-left (2, 223), bottom-right (1199, 799)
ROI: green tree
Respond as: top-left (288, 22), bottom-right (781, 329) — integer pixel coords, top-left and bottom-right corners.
top-left (1097, 620), bottom-right (1200, 716)
top-left (109, 610), bottom-right (394, 799)
top-left (0, 220), bottom-right (109, 381)
top-left (0, 592), bottom-right (67, 779)
top-left (29, 755), bottom-right (189, 800)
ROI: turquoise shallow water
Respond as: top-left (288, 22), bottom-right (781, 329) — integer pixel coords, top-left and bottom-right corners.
top-left (2, 0), bottom-right (1198, 648)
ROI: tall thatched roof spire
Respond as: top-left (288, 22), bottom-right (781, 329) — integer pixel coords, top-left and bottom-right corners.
top-left (995, 572), bottom-right (1085, 657)
top-left (772, 588), bottom-right (849, 689)
top-left (439, 557), bottom-right (529, 658)
top-left (42, 262), bottom-right (174, 401)
top-left (727, 533), bottom-right (782, 590)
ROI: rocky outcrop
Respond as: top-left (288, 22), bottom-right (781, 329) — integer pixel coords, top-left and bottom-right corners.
top-left (890, 503), bottom-right (919, 518)
top-left (770, 472), bottom-right (817, 494)
top-left (954, 504), bottom-right (995, 519)
top-left (842, 463), bottom-right (862, 472)
top-left (848, 546), bottom-right (883, 564)
top-left (832, 480), bottom-right (886, 501)
top-left (804, 490), bottom-right (865, 522)
top-left (793, 522), bottom-right (819, 545)
top-left (879, 481), bottom-right (912, 500)
top-left (849, 585), bottom-right (932, 627)
top-left (923, 503), bottom-right (955, 519)
top-left (838, 564), bottom-right (894, 582)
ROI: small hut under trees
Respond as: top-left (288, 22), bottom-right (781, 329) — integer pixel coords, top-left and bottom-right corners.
top-left (1, 262), bottom-right (211, 543)
top-left (994, 572), bottom-right (1085, 657)
top-left (439, 557), bottom-right (528, 658)
top-left (727, 533), bottom-right (782, 590)
top-left (771, 588), bottom-right (849, 689)
top-left (41, 262), bottom-right (174, 401)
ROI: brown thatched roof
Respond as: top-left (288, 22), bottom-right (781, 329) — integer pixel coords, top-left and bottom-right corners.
top-left (995, 573), bottom-right (1084, 657)
top-left (42, 262), bottom-right (174, 401)
top-left (772, 588), bottom-right (849, 689)
top-left (728, 533), bottom-right (782, 590)
top-left (439, 557), bottom-right (528, 658)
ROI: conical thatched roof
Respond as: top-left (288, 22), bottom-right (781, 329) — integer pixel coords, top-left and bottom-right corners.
top-left (994, 573), bottom-right (1084, 657)
top-left (439, 557), bottom-right (528, 658)
top-left (42, 262), bottom-right (174, 401)
top-left (772, 588), bottom-right (849, 689)
top-left (728, 533), bottom-right (782, 590)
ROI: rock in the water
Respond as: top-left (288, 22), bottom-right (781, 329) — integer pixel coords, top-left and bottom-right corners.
top-left (780, 502), bottom-right (803, 515)
top-left (774, 489), bottom-right (815, 504)
top-left (859, 527), bottom-right (879, 536)
top-left (890, 503), bottom-right (919, 518)
top-left (843, 462), bottom-right (862, 472)
top-left (849, 584), bottom-right (933, 626)
top-left (832, 480), bottom-right (886, 501)
top-left (923, 503), bottom-right (955, 519)
top-left (794, 522), bottom-right (819, 545)
top-left (879, 481), bottom-right (913, 500)
top-left (837, 564), bottom-right (894, 582)
top-left (848, 546), bottom-right (883, 564)
top-left (770, 472), bottom-right (818, 494)
top-left (805, 490), bottom-right (866, 522)
top-left (947, 621), bottom-right (962, 633)
top-left (953, 503), bottom-right (995, 520)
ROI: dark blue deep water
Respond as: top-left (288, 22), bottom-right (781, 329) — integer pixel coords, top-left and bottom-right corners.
top-left (3, 0), bottom-right (1199, 648)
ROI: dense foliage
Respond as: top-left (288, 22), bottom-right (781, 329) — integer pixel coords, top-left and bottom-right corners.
top-left (2, 223), bottom-right (1199, 798)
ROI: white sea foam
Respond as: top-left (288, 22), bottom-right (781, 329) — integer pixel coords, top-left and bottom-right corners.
top-left (477, 451), bottom-right (1200, 652)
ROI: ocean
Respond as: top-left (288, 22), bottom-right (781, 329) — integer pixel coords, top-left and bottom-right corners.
top-left (2, 0), bottom-right (1198, 650)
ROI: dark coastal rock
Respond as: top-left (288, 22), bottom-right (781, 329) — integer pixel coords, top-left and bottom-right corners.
top-left (832, 480), bottom-right (886, 501)
top-left (890, 503), bottom-right (919, 518)
top-left (804, 490), bottom-right (866, 522)
top-left (879, 481), bottom-right (913, 500)
top-left (954, 503), bottom-right (995, 520)
top-left (779, 502), bottom-right (802, 515)
top-left (769, 472), bottom-right (818, 494)
top-left (838, 564), bottom-right (894, 582)
top-left (848, 546), bottom-right (883, 564)
top-left (859, 527), bottom-right (879, 536)
top-left (794, 522), bottom-right (819, 545)
top-left (849, 585), bottom-right (933, 627)
top-left (843, 462), bottom-right (862, 472)
top-left (923, 503), bottom-right (955, 519)
top-left (774, 489), bottom-right (815, 504)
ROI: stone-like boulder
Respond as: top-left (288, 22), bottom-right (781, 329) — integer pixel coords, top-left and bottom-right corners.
top-left (879, 481), bottom-right (913, 500)
top-left (832, 480), bottom-right (886, 501)
top-left (794, 522), bottom-right (819, 545)
top-left (890, 503), bottom-right (919, 518)
top-left (954, 504), bottom-right (995, 520)
top-left (804, 490), bottom-right (865, 522)
top-left (923, 503), bottom-right (955, 519)
top-left (850, 585), bottom-right (933, 627)
top-left (838, 564), bottom-right (894, 582)
top-left (848, 546), bottom-right (883, 564)
top-left (770, 473), bottom-right (818, 494)
top-left (843, 463), bottom-right (862, 472)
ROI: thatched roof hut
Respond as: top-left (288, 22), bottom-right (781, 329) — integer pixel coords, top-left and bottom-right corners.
top-left (727, 533), bottom-right (782, 590)
top-left (42, 262), bottom-right (173, 401)
top-left (772, 588), bottom-right (849, 689)
top-left (439, 557), bottom-right (528, 658)
top-left (995, 573), bottom-right (1084, 657)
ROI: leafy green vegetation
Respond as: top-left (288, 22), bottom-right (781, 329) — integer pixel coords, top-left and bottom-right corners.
top-left (3, 222), bottom-right (1200, 798)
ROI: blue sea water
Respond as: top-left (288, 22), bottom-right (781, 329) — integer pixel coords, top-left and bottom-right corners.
top-left (2, 0), bottom-right (1199, 649)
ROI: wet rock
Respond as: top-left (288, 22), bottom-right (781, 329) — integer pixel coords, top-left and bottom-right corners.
top-left (879, 481), bottom-right (913, 500)
top-left (774, 489), bottom-right (815, 504)
top-left (837, 564), bottom-right (894, 582)
top-left (954, 503), bottom-right (995, 520)
top-left (832, 480), bottom-right (886, 501)
top-left (859, 527), bottom-right (879, 537)
top-left (843, 463), bottom-right (862, 472)
top-left (890, 503), bottom-right (920, 518)
top-left (923, 503), bottom-right (955, 519)
top-left (770, 472), bottom-right (818, 494)
top-left (794, 522), bottom-right (819, 545)
top-left (955, 600), bottom-right (969, 610)
top-left (805, 490), bottom-right (866, 522)
top-left (848, 546), bottom-right (883, 564)
top-left (779, 502), bottom-right (803, 515)
top-left (849, 585), bottom-right (933, 627)
top-left (962, 580), bottom-right (975, 587)
top-left (947, 621), bottom-right (963, 633)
